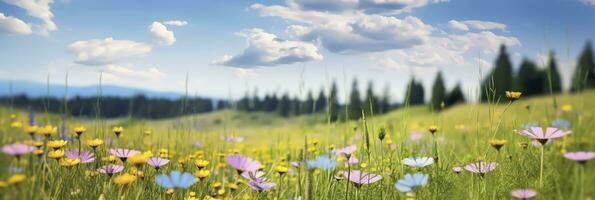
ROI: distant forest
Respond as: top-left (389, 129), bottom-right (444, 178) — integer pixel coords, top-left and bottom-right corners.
top-left (1, 41), bottom-right (593, 120)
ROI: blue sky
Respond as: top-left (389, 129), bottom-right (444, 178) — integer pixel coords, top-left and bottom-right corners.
top-left (0, 0), bottom-right (594, 102)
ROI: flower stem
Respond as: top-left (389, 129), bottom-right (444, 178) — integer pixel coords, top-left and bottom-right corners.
top-left (539, 146), bottom-right (544, 187)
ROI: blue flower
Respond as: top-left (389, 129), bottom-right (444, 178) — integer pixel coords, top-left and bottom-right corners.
top-left (395, 173), bottom-right (429, 192)
top-left (402, 157), bottom-right (434, 168)
top-left (306, 154), bottom-right (337, 170)
top-left (551, 119), bottom-right (571, 129)
top-left (155, 170), bottom-right (197, 189)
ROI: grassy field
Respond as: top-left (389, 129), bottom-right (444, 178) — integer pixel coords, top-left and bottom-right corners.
top-left (0, 91), bottom-right (594, 199)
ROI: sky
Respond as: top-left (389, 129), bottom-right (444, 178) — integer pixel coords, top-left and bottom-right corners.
top-left (0, 0), bottom-right (594, 103)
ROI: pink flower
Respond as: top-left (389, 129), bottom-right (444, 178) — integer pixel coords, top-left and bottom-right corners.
top-left (65, 149), bottom-right (95, 163)
top-left (340, 170), bottom-right (382, 187)
top-left (241, 170), bottom-right (265, 181)
top-left (226, 154), bottom-right (261, 173)
top-left (147, 157), bottom-right (170, 169)
top-left (515, 127), bottom-right (571, 145)
top-left (333, 144), bottom-right (356, 158)
top-left (345, 155), bottom-right (359, 165)
top-left (97, 164), bottom-right (124, 175)
top-left (511, 189), bottom-right (537, 199)
top-left (452, 166), bottom-right (462, 174)
top-left (1, 144), bottom-right (35, 157)
top-left (410, 131), bottom-right (423, 141)
top-left (464, 162), bottom-right (497, 177)
top-left (109, 148), bottom-right (140, 161)
top-left (563, 151), bottom-right (595, 164)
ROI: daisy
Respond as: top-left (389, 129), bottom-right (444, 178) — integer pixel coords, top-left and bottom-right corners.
top-left (511, 189), bottom-right (537, 199)
top-left (109, 148), bottom-right (141, 162)
top-left (333, 144), bottom-right (356, 158)
top-left (464, 162), bottom-right (497, 177)
top-left (155, 170), bottom-right (197, 189)
top-left (515, 127), bottom-right (571, 145)
top-left (147, 157), bottom-right (170, 170)
top-left (402, 157), bottom-right (434, 169)
top-left (1, 144), bottom-right (35, 158)
top-left (97, 164), bottom-right (124, 175)
top-left (65, 149), bottom-right (95, 163)
top-left (563, 151), bottom-right (595, 164)
top-left (226, 154), bottom-right (261, 173)
top-left (395, 173), bottom-right (429, 192)
top-left (340, 170), bottom-right (382, 187)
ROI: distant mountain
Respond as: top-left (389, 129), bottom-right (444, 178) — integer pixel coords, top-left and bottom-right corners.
top-left (0, 80), bottom-right (185, 99)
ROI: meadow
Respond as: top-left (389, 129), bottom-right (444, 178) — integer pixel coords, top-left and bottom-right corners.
top-left (0, 90), bottom-right (594, 200)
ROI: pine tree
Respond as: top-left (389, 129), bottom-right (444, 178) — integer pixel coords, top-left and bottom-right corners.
top-left (315, 88), bottom-right (326, 112)
top-left (430, 71), bottom-right (446, 111)
top-left (380, 85), bottom-right (391, 114)
top-left (545, 52), bottom-right (562, 93)
top-left (445, 83), bottom-right (465, 107)
top-left (481, 45), bottom-right (514, 102)
top-left (348, 79), bottom-right (362, 120)
top-left (364, 81), bottom-right (379, 116)
top-left (571, 41), bottom-right (595, 92)
top-left (277, 93), bottom-right (290, 117)
top-left (303, 90), bottom-right (314, 114)
top-left (328, 81), bottom-right (340, 121)
top-left (404, 78), bottom-right (425, 106)
top-left (516, 59), bottom-right (545, 96)
top-left (290, 96), bottom-right (301, 116)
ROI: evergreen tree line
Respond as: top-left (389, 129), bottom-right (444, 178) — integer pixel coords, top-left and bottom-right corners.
top-left (0, 94), bottom-right (225, 119)
top-left (480, 41), bottom-right (595, 102)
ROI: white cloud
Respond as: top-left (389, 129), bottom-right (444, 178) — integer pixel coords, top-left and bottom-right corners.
top-left (448, 20), bottom-right (507, 32)
top-left (232, 68), bottom-right (258, 78)
top-left (447, 20), bottom-right (468, 31)
top-left (67, 37), bottom-right (152, 65)
top-left (162, 20), bottom-right (188, 27)
top-left (2, 0), bottom-right (57, 35)
top-left (580, 0), bottom-right (595, 6)
top-left (286, 0), bottom-right (443, 14)
top-left (104, 64), bottom-right (166, 80)
top-left (149, 21), bottom-right (176, 46)
top-left (0, 12), bottom-right (32, 34)
top-left (213, 28), bottom-right (323, 68)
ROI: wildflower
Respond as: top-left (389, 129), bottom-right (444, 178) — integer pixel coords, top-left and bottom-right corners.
top-left (464, 162), bottom-right (497, 177)
top-left (275, 165), bottom-right (289, 175)
top-left (242, 170), bottom-right (265, 181)
top-left (0, 181), bottom-right (7, 188)
top-left (515, 127), bottom-right (571, 145)
top-left (227, 183), bottom-right (239, 191)
top-left (73, 126), bottom-right (86, 137)
top-left (165, 189), bottom-right (174, 195)
top-left (332, 144), bottom-right (356, 158)
top-left (60, 158), bottom-right (81, 167)
top-left (147, 157), bottom-right (170, 170)
top-left (102, 155), bottom-right (117, 163)
top-left (48, 150), bottom-right (65, 160)
top-left (378, 128), bottom-right (386, 141)
top-left (155, 170), bottom-right (197, 189)
top-left (85, 170), bottom-right (99, 178)
top-left (428, 125), bottom-right (438, 134)
top-left (247, 179), bottom-right (276, 191)
top-left (1, 143), bottom-right (35, 158)
top-left (563, 151), bottom-right (595, 164)
top-left (194, 169), bottom-right (210, 180)
top-left (65, 149), bottom-right (96, 163)
top-left (24, 125), bottom-right (38, 136)
top-left (7, 174), bottom-right (26, 184)
top-left (452, 166), bottom-right (462, 174)
top-left (32, 141), bottom-right (44, 149)
top-left (402, 157), bottom-right (434, 169)
top-left (194, 159), bottom-right (209, 169)
top-left (38, 125), bottom-right (57, 137)
top-left (109, 148), bottom-right (141, 162)
top-left (394, 173), bottom-right (429, 192)
top-left (550, 119), bottom-right (571, 129)
top-left (10, 121), bottom-right (22, 128)
top-left (410, 131), bottom-right (423, 141)
top-left (127, 154), bottom-right (149, 166)
top-left (86, 139), bottom-right (103, 149)
top-left (505, 91), bottom-right (522, 101)
top-left (47, 140), bottom-right (68, 150)
top-left (226, 154), bottom-right (261, 173)
top-left (488, 139), bottom-right (507, 151)
top-left (561, 104), bottom-right (573, 112)
top-left (340, 170), bottom-right (382, 187)
top-left (511, 189), bottom-right (537, 199)
top-left (113, 173), bottom-right (136, 186)
top-left (112, 126), bottom-right (124, 137)
top-left (33, 149), bottom-right (44, 157)
top-left (97, 164), bottom-right (124, 175)
top-left (306, 154), bottom-right (337, 170)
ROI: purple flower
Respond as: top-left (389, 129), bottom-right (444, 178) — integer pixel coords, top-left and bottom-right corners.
top-left (241, 170), bottom-right (265, 181)
top-left (345, 155), bottom-right (359, 165)
top-left (1, 144), bottom-right (35, 157)
top-left (340, 170), bottom-right (382, 186)
top-left (247, 179), bottom-right (276, 191)
top-left (147, 157), bottom-right (170, 169)
top-left (97, 164), bottom-right (124, 175)
top-left (226, 154), bottom-right (261, 173)
top-left (452, 166), bottom-right (462, 174)
top-left (109, 148), bottom-right (140, 161)
top-left (333, 144), bottom-right (356, 158)
top-left (563, 151), bottom-right (595, 164)
top-left (511, 189), bottom-right (537, 199)
top-left (464, 162), bottom-right (497, 177)
top-left (409, 131), bottom-right (423, 141)
top-left (515, 127), bottom-right (571, 145)
top-left (65, 149), bottom-right (95, 163)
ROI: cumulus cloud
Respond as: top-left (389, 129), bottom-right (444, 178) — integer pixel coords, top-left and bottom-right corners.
top-left (213, 28), bottom-right (322, 68)
top-left (0, 12), bottom-right (32, 34)
top-left (162, 20), bottom-right (188, 27)
top-left (286, 0), bottom-right (442, 14)
top-left (67, 37), bottom-right (152, 65)
top-left (448, 20), bottom-right (507, 31)
top-left (103, 65), bottom-right (165, 80)
top-left (149, 21), bottom-right (176, 46)
top-left (2, 0), bottom-right (57, 35)
top-left (580, 0), bottom-right (595, 6)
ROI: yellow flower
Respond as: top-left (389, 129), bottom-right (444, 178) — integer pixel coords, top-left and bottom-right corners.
top-left (32, 141), bottom-right (44, 148)
top-left (505, 91), bottom-right (522, 101)
top-left (193, 169), bottom-right (210, 180)
top-left (194, 159), bottom-right (209, 169)
top-left (360, 163), bottom-right (368, 168)
top-left (47, 140), bottom-right (68, 150)
top-left (10, 121), bottom-right (22, 128)
top-left (38, 125), bottom-right (57, 137)
top-left (102, 155), bottom-right (117, 163)
top-left (86, 139), bottom-right (104, 149)
top-left (165, 189), bottom-right (174, 195)
top-left (488, 139), bottom-right (507, 151)
top-left (428, 125), bottom-right (438, 134)
top-left (561, 104), bottom-right (573, 112)
top-left (48, 150), bottom-right (65, 160)
top-left (85, 170), bottom-right (99, 178)
top-left (74, 126), bottom-right (86, 136)
top-left (275, 165), bottom-right (289, 175)
top-left (24, 125), bottom-right (38, 135)
top-left (60, 158), bottom-right (81, 167)
top-left (112, 126), bottom-right (124, 137)
top-left (227, 183), bottom-right (238, 191)
top-left (7, 174), bottom-right (26, 184)
top-left (33, 149), bottom-right (44, 157)
top-left (0, 181), bottom-right (7, 188)
top-left (130, 168), bottom-right (145, 178)
top-left (128, 154), bottom-right (149, 166)
top-left (113, 173), bottom-right (136, 186)
top-left (184, 191), bottom-right (198, 200)
top-left (212, 181), bottom-right (222, 188)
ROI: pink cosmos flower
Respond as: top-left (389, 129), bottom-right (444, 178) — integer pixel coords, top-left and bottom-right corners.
top-left (1, 144), bottom-right (35, 157)
top-left (410, 131), bottom-right (423, 141)
top-left (346, 155), bottom-right (359, 165)
top-left (563, 151), bottom-right (595, 164)
top-left (65, 149), bottom-right (96, 163)
top-left (511, 189), bottom-right (537, 199)
top-left (147, 157), bottom-right (170, 169)
top-left (464, 162), bottom-right (497, 177)
top-left (109, 148), bottom-right (141, 161)
top-left (226, 154), bottom-right (261, 173)
top-left (340, 170), bottom-right (382, 187)
top-left (247, 179), bottom-right (276, 191)
top-left (515, 127), bottom-right (571, 145)
top-left (452, 166), bottom-right (462, 174)
top-left (241, 170), bottom-right (265, 181)
top-left (97, 164), bottom-right (124, 175)
top-left (333, 144), bottom-right (356, 158)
